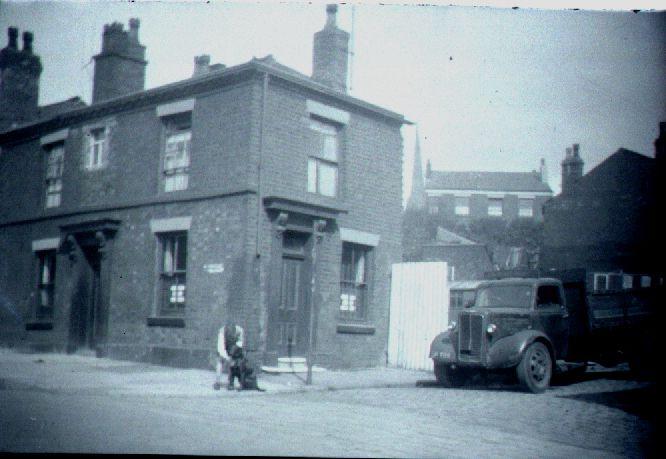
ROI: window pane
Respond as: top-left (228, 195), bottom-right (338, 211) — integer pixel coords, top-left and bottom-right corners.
top-left (310, 119), bottom-right (338, 162)
top-left (163, 239), bottom-right (174, 272)
top-left (340, 243), bottom-right (370, 319)
top-left (321, 134), bottom-right (338, 162)
top-left (488, 198), bottom-right (503, 216)
top-left (454, 196), bottom-right (469, 216)
top-left (307, 158), bottom-right (317, 193)
top-left (318, 162), bottom-right (337, 197)
top-left (519, 198), bottom-right (534, 217)
top-left (87, 127), bottom-right (106, 168)
top-left (354, 249), bottom-right (365, 284)
top-left (175, 234), bottom-right (187, 271)
top-left (594, 274), bottom-right (607, 291)
top-left (164, 130), bottom-right (191, 192)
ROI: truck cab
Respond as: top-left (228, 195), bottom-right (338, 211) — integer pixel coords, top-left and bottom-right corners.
top-left (430, 277), bottom-right (570, 393)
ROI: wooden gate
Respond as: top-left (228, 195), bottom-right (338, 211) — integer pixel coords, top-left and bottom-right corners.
top-left (388, 262), bottom-right (449, 371)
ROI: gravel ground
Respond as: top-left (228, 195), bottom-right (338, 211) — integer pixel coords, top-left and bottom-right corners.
top-left (0, 349), bottom-right (656, 457)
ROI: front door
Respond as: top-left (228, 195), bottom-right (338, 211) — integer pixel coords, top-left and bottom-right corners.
top-left (269, 231), bottom-right (311, 356)
top-left (69, 245), bottom-right (102, 351)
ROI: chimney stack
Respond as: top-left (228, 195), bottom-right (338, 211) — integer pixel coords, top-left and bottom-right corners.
top-left (92, 18), bottom-right (147, 103)
top-left (539, 158), bottom-right (548, 184)
top-left (0, 27), bottom-right (42, 131)
top-left (192, 54), bottom-right (211, 77)
top-left (312, 4), bottom-right (350, 92)
top-left (561, 143), bottom-right (584, 195)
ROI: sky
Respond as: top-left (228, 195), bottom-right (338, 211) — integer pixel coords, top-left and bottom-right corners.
top-left (1, 0), bottom-right (664, 202)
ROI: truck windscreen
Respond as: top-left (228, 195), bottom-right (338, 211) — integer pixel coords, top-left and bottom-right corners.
top-left (476, 285), bottom-right (533, 309)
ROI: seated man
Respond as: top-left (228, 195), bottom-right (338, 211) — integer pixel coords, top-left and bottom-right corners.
top-left (213, 321), bottom-right (244, 391)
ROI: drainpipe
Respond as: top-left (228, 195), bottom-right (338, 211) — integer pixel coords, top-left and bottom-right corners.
top-left (256, 71), bottom-right (269, 256)
top-left (253, 71), bottom-right (269, 362)
top-left (306, 219), bottom-right (327, 385)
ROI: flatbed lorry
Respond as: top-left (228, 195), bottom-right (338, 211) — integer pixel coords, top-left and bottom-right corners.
top-left (429, 268), bottom-right (660, 392)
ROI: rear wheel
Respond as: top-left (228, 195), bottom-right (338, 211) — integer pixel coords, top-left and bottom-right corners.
top-left (516, 342), bottom-right (552, 393)
top-left (434, 362), bottom-right (468, 387)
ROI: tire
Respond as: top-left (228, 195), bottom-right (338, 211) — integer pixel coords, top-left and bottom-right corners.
top-left (516, 342), bottom-right (552, 393)
top-left (434, 362), bottom-right (468, 388)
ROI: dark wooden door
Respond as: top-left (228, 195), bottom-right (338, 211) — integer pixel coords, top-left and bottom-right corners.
top-left (269, 231), bottom-right (311, 356)
top-left (71, 247), bottom-right (102, 350)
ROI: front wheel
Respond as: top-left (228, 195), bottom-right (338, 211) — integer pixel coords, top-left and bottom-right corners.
top-left (516, 342), bottom-right (552, 393)
top-left (434, 362), bottom-right (468, 387)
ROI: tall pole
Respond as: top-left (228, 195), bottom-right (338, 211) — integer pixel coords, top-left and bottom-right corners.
top-left (306, 219), bottom-right (326, 385)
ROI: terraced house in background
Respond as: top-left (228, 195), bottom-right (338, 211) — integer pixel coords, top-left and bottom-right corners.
top-left (0, 5), bottom-right (408, 369)
top-left (423, 159), bottom-right (553, 221)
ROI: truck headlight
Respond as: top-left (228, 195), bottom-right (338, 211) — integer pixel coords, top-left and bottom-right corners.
top-left (486, 323), bottom-right (497, 334)
top-left (448, 321), bottom-right (457, 331)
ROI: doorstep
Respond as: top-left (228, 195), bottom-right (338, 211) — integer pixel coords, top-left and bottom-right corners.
top-left (262, 356), bottom-right (326, 374)
top-left (261, 365), bottom-right (327, 374)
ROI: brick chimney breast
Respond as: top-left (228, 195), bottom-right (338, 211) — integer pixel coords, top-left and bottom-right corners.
top-left (92, 18), bottom-right (147, 103)
top-left (0, 27), bottom-right (42, 131)
top-left (312, 4), bottom-right (350, 92)
top-left (561, 144), bottom-right (584, 196)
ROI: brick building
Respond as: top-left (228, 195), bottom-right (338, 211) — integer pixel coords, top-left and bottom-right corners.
top-left (423, 160), bottom-right (553, 222)
top-left (0, 6), bottom-right (407, 369)
top-left (542, 128), bottom-right (664, 279)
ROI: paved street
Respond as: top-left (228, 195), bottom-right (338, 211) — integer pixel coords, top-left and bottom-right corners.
top-left (0, 350), bottom-right (656, 457)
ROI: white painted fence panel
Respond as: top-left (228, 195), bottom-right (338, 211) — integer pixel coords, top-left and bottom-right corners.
top-left (388, 262), bottom-right (449, 371)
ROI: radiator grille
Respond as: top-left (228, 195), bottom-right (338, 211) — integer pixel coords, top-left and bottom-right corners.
top-left (458, 312), bottom-right (483, 361)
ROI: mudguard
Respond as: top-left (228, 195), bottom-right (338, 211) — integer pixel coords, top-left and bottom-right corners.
top-left (429, 331), bottom-right (457, 363)
top-left (487, 329), bottom-right (553, 369)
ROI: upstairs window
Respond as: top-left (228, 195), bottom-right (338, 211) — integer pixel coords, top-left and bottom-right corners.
top-left (84, 127), bottom-right (108, 170)
top-left (163, 115), bottom-right (192, 192)
top-left (158, 232), bottom-right (188, 316)
top-left (454, 196), bottom-right (470, 216)
top-left (488, 197), bottom-right (503, 216)
top-left (308, 118), bottom-right (339, 197)
top-left (45, 143), bottom-right (64, 208)
top-left (519, 198), bottom-right (534, 217)
top-left (340, 243), bottom-right (371, 320)
top-left (35, 250), bottom-right (56, 320)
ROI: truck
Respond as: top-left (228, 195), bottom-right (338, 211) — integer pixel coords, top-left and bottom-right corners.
top-left (429, 269), bottom-right (660, 393)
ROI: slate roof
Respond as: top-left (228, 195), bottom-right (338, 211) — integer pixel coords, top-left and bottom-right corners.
top-left (36, 97), bottom-right (87, 120)
top-left (1, 55), bottom-right (408, 142)
top-left (426, 170), bottom-right (552, 193)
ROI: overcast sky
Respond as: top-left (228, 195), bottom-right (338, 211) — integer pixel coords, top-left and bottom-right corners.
top-left (1, 1), bottom-right (664, 201)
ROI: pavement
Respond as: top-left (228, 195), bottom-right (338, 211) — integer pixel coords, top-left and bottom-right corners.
top-left (0, 348), bottom-right (433, 397)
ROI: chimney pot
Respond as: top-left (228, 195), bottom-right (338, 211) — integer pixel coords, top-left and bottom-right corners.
top-left (128, 18), bottom-right (140, 41)
top-left (326, 4), bottom-right (338, 26)
top-left (573, 143), bottom-right (580, 157)
top-left (7, 27), bottom-right (18, 49)
top-left (22, 31), bottom-right (33, 53)
top-left (566, 147), bottom-right (572, 158)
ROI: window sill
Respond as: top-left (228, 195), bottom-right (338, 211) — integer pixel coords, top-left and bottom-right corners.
top-left (25, 322), bottom-right (54, 331)
top-left (336, 323), bottom-right (375, 335)
top-left (146, 317), bottom-right (185, 328)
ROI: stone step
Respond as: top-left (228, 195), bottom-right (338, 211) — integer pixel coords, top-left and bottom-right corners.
top-left (277, 357), bottom-right (307, 368)
top-left (261, 364), bottom-right (326, 374)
